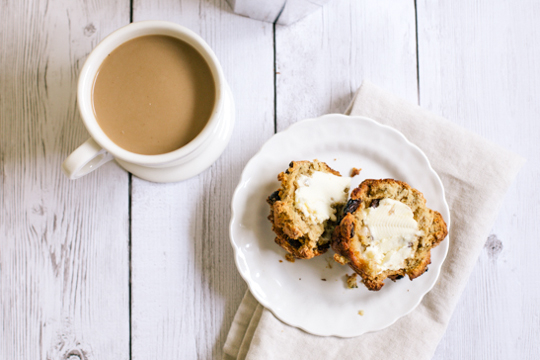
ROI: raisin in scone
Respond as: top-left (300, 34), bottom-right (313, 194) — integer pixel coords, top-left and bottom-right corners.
top-left (332, 179), bottom-right (448, 290)
top-left (267, 160), bottom-right (351, 259)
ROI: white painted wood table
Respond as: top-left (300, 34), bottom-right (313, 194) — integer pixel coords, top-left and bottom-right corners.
top-left (1, 0), bottom-right (539, 359)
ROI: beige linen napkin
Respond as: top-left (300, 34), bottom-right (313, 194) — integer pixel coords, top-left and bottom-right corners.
top-left (223, 81), bottom-right (525, 360)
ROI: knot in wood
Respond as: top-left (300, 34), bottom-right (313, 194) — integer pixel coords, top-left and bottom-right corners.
top-left (485, 234), bottom-right (503, 260)
top-left (65, 349), bottom-right (86, 360)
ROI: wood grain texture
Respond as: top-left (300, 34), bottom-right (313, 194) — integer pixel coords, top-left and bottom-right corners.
top-left (130, 0), bottom-right (274, 358)
top-left (275, 0), bottom-right (418, 131)
top-left (416, 1), bottom-right (540, 359)
top-left (0, 1), bottom-right (130, 359)
top-left (2, 0), bottom-right (539, 358)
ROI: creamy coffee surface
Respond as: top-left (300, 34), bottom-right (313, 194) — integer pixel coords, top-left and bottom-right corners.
top-left (93, 35), bottom-right (216, 155)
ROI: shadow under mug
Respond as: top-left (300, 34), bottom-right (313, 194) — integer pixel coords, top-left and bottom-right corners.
top-left (62, 21), bottom-right (235, 183)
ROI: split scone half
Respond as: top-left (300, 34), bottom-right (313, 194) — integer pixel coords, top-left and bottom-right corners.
top-left (267, 160), bottom-right (351, 259)
top-left (332, 179), bottom-right (448, 290)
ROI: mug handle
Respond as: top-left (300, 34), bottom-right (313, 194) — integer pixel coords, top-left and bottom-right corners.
top-left (62, 138), bottom-right (114, 179)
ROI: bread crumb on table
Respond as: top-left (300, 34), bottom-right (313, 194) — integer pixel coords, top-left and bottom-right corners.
top-left (285, 254), bottom-right (295, 263)
top-left (358, 310), bottom-right (364, 316)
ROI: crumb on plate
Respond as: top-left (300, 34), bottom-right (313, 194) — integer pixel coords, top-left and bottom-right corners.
top-left (350, 167), bottom-right (362, 177)
top-left (346, 273), bottom-right (358, 289)
top-left (285, 254), bottom-right (295, 263)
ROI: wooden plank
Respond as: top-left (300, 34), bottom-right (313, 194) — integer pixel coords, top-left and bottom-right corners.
top-left (130, 1), bottom-right (274, 358)
top-left (0, 0), bottom-right (130, 359)
top-left (275, 0), bottom-right (418, 132)
top-left (416, 1), bottom-right (540, 359)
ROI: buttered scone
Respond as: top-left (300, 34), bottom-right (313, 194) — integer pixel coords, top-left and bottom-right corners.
top-left (267, 160), bottom-right (351, 259)
top-left (332, 179), bottom-right (448, 290)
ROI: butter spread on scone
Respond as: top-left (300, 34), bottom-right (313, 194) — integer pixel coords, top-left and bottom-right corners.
top-left (332, 179), bottom-right (448, 291)
top-left (360, 198), bottom-right (424, 273)
top-left (294, 171), bottom-right (351, 223)
top-left (267, 160), bottom-right (350, 260)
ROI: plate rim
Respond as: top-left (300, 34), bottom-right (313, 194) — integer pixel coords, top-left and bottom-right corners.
top-left (229, 113), bottom-right (451, 337)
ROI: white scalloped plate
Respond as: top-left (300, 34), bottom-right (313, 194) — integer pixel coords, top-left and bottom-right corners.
top-left (229, 114), bottom-right (450, 337)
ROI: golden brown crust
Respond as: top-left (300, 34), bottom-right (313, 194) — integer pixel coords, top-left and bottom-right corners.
top-left (267, 160), bottom-right (346, 259)
top-left (332, 179), bottom-right (448, 291)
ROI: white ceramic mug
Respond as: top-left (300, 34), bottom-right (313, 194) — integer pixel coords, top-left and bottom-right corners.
top-left (62, 21), bottom-right (235, 183)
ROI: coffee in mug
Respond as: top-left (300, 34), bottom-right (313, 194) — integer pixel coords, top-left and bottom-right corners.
top-left (93, 35), bottom-right (216, 155)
